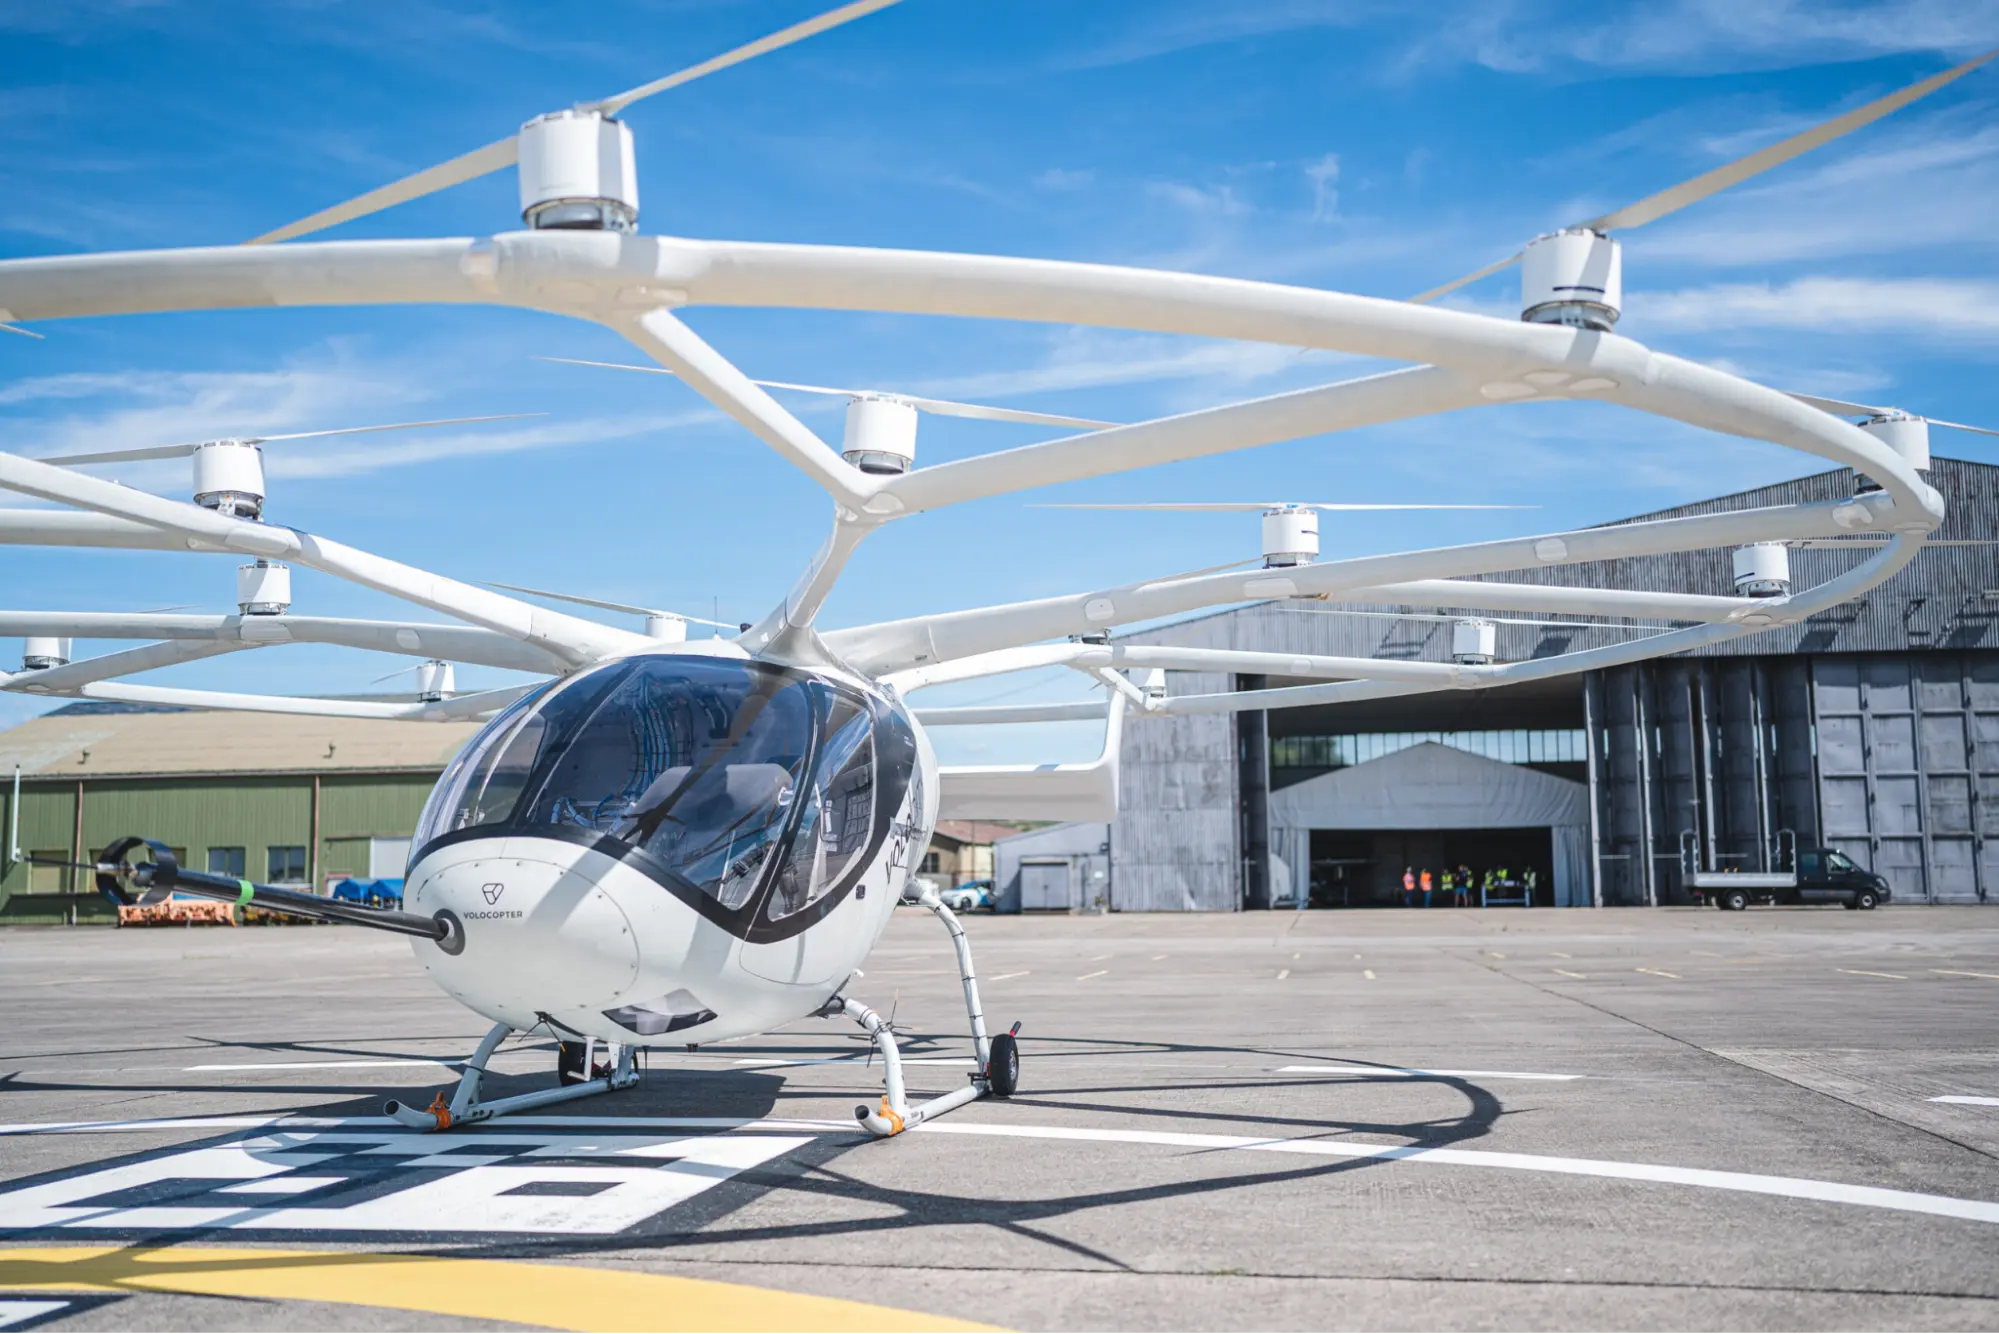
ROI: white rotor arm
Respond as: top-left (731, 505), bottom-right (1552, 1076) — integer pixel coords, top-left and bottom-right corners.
top-left (913, 701), bottom-right (1111, 726)
top-left (0, 612), bottom-right (569, 674)
top-left (0, 451), bottom-right (641, 665)
top-left (2, 639), bottom-right (253, 695)
top-left (882, 641), bottom-right (1095, 693)
top-left (1155, 538), bottom-right (1917, 717)
top-left (0, 510), bottom-right (198, 551)
top-left (827, 495), bottom-right (1897, 674)
top-left (616, 307), bottom-right (867, 508)
top-left (19, 680), bottom-right (539, 721)
top-left (936, 684), bottom-right (1128, 822)
top-left (879, 365), bottom-right (1480, 514)
top-left (1342, 580), bottom-right (1755, 623)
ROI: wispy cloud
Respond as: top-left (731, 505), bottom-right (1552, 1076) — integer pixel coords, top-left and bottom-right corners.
top-left (1632, 275), bottom-right (1999, 339)
top-left (911, 329), bottom-right (1366, 408)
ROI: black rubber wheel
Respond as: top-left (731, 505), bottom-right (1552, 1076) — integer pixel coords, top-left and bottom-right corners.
top-left (1855, 889), bottom-right (1879, 910)
top-left (986, 1033), bottom-right (1020, 1099)
top-left (1721, 889), bottom-right (1749, 913)
top-left (557, 1040), bottom-right (591, 1086)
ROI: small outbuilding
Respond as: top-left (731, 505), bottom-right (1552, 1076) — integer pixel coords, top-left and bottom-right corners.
top-left (993, 821), bottom-right (1110, 913)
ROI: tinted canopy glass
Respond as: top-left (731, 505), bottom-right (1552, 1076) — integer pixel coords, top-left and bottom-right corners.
top-left (413, 655), bottom-right (902, 926)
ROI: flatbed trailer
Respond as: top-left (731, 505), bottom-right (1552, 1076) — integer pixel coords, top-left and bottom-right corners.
top-left (1680, 833), bottom-right (1891, 910)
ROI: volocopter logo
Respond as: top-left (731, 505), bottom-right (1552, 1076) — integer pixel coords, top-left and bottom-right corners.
top-left (481, 883), bottom-right (505, 905)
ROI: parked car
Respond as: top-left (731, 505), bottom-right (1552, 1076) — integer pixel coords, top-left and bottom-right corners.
top-left (941, 879), bottom-right (994, 912)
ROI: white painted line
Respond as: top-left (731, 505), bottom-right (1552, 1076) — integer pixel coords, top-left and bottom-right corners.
top-left (1292, 952), bottom-right (1301, 961)
top-left (1089, 954), bottom-right (1112, 962)
top-left (1076, 970), bottom-right (1108, 981)
top-left (1838, 969), bottom-right (1907, 980)
top-left (0, 1300), bottom-right (71, 1329)
top-left (1276, 969), bottom-right (1291, 981)
top-left (914, 1121), bottom-right (1999, 1226)
top-left (1150, 954), bottom-right (1167, 961)
top-left (1932, 969), bottom-right (1999, 981)
top-left (1551, 952), bottom-right (1573, 959)
top-left (1636, 968), bottom-right (1682, 980)
top-left (1930, 1096), bottom-right (1999, 1107)
top-left (1553, 969), bottom-right (1588, 980)
top-left (1276, 1065), bottom-right (1583, 1082)
top-left (1487, 952), bottom-right (1507, 959)
top-left (216, 1176), bottom-right (347, 1194)
top-left (729, 1056), bottom-right (974, 1070)
top-left (186, 1059), bottom-right (459, 1071)
top-left (989, 971), bottom-right (1030, 981)
top-left (1363, 969), bottom-right (1376, 980)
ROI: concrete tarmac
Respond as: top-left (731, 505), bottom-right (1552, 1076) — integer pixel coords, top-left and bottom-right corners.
top-left (2, 906), bottom-right (1997, 1331)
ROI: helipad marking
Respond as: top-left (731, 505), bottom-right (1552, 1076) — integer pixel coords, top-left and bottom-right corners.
top-left (913, 1122), bottom-right (1999, 1226)
top-left (0, 1247), bottom-right (988, 1332)
top-left (1276, 1065), bottom-right (1582, 1081)
top-left (0, 1299), bottom-right (68, 1328)
top-left (1932, 969), bottom-right (1999, 981)
top-left (1930, 1095), bottom-right (1999, 1107)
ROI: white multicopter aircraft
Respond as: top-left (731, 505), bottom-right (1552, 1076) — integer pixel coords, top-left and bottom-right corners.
top-left (0, 5), bottom-right (1988, 1136)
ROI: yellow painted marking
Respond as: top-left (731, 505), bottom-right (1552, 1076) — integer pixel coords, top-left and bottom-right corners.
top-left (1077, 970), bottom-right (1108, 981)
top-left (1839, 968), bottom-right (1907, 980)
top-left (1362, 969), bottom-right (1377, 980)
top-left (0, 1247), bottom-right (989, 1333)
top-left (1553, 969), bottom-right (1587, 980)
top-left (1276, 968), bottom-right (1291, 980)
top-left (1933, 969), bottom-right (1999, 981)
top-left (1636, 968), bottom-right (1681, 980)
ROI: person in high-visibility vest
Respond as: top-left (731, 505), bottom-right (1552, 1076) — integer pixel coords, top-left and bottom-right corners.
top-left (1419, 868), bottom-right (1433, 907)
top-left (1455, 865), bottom-right (1474, 907)
top-left (1403, 867), bottom-right (1416, 907)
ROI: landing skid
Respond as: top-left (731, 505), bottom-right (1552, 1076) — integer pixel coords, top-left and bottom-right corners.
top-left (836, 887), bottom-right (1016, 1137)
top-left (384, 1024), bottom-right (638, 1131)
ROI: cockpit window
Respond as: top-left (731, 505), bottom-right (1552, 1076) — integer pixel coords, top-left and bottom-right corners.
top-left (413, 655), bottom-right (902, 926)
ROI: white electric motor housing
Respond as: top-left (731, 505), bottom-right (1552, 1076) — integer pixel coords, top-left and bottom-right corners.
top-left (192, 441), bottom-right (267, 519)
top-left (1861, 413), bottom-right (1931, 473)
top-left (842, 395), bottom-right (920, 475)
top-left (1451, 618), bottom-right (1497, 665)
top-left (1520, 229), bottom-right (1622, 330)
top-left (517, 109), bottom-right (639, 232)
top-left (1732, 543), bottom-right (1792, 598)
top-left (415, 659), bottom-right (454, 703)
top-left (644, 613), bottom-right (690, 643)
top-left (237, 559), bottom-right (292, 616)
top-left (22, 636), bottom-right (71, 671)
top-left (1261, 505), bottom-right (1320, 568)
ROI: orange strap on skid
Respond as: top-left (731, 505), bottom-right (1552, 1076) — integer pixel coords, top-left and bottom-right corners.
top-left (425, 1091), bottom-right (453, 1131)
top-left (878, 1097), bottom-right (904, 1135)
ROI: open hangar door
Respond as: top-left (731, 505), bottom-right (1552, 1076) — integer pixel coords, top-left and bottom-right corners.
top-left (1270, 742), bottom-right (1592, 908)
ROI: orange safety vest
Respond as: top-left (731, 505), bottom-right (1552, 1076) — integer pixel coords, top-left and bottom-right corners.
top-left (1419, 871), bottom-right (1432, 892)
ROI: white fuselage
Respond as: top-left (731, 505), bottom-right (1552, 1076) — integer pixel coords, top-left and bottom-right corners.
top-left (403, 685), bottom-right (938, 1046)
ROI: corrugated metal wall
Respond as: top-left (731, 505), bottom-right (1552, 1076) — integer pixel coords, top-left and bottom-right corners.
top-left (1111, 669), bottom-right (1240, 911)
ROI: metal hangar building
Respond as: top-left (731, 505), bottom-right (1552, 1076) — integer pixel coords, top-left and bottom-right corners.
top-left (1099, 456), bottom-right (1999, 913)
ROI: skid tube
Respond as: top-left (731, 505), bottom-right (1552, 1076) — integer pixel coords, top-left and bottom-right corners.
top-left (839, 887), bottom-right (1005, 1137)
top-left (385, 1023), bottom-right (640, 1131)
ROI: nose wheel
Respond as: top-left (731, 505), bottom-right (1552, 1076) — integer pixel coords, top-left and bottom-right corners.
top-left (986, 1027), bottom-right (1020, 1098)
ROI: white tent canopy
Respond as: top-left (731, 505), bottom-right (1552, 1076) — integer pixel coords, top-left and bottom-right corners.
top-left (1269, 742), bottom-right (1592, 906)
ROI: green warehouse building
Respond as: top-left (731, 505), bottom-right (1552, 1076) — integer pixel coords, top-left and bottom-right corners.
top-left (0, 703), bottom-right (478, 922)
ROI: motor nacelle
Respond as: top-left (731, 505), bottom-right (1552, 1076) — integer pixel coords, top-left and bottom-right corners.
top-left (1520, 229), bottom-right (1622, 331)
top-left (1261, 505), bottom-right (1319, 568)
top-left (22, 636), bottom-right (71, 671)
top-left (1732, 542), bottom-right (1792, 598)
top-left (1860, 412), bottom-right (1930, 473)
top-left (414, 659), bottom-right (454, 703)
top-left (517, 109), bottom-right (639, 232)
top-left (237, 559), bottom-right (292, 616)
top-left (644, 613), bottom-right (689, 643)
top-left (1451, 618), bottom-right (1496, 665)
top-left (192, 440), bottom-right (266, 520)
top-left (842, 395), bottom-right (919, 475)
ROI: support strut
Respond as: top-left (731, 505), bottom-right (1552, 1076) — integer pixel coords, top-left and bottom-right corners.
top-left (384, 1022), bottom-right (640, 1131)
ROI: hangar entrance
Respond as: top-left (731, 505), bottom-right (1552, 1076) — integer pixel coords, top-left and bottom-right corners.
top-left (1308, 828), bottom-right (1554, 908)
top-left (1269, 741), bottom-right (1591, 908)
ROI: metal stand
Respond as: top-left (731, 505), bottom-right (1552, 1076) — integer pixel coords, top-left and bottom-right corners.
top-left (842, 887), bottom-right (996, 1137)
top-left (384, 1022), bottom-right (640, 1132)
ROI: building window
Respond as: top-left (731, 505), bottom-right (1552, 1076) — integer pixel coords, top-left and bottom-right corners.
top-left (1270, 729), bottom-right (1589, 771)
top-left (267, 846), bottom-right (308, 884)
top-left (921, 851), bottom-right (943, 874)
top-left (207, 847), bottom-right (247, 878)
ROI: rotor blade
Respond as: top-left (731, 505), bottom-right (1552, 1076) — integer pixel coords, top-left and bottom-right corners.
top-left (1792, 537), bottom-right (1999, 548)
top-left (536, 356), bottom-right (856, 398)
top-left (1578, 48), bottom-right (1998, 234)
top-left (1295, 606), bottom-right (1670, 630)
top-left (1787, 390), bottom-right (1894, 417)
top-left (1409, 251), bottom-right (1523, 306)
top-left (589, 0), bottom-right (904, 117)
top-left (1033, 502), bottom-right (1534, 512)
top-left (35, 413), bottom-right (545, 468)
top-left (1927, 418), bottom-right (1999, 439)
top-left (245, 136), bottom-right (519, 246)
top-left (482, 580), bottom-right (736, 628)
top-left (251, 412), bottom-right (545, 444)
top-left (1, 322), bottom-right (44, 340)
top-left (37, 442), bottom-right (199, 466)
top-left (369, 663), bottom-right (421, 684)
top-left (895, 395), bottom-right (1121, 430)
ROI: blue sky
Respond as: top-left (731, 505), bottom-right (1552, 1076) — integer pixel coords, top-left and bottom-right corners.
top-left (2, 0), bottom-right (1997, 758)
